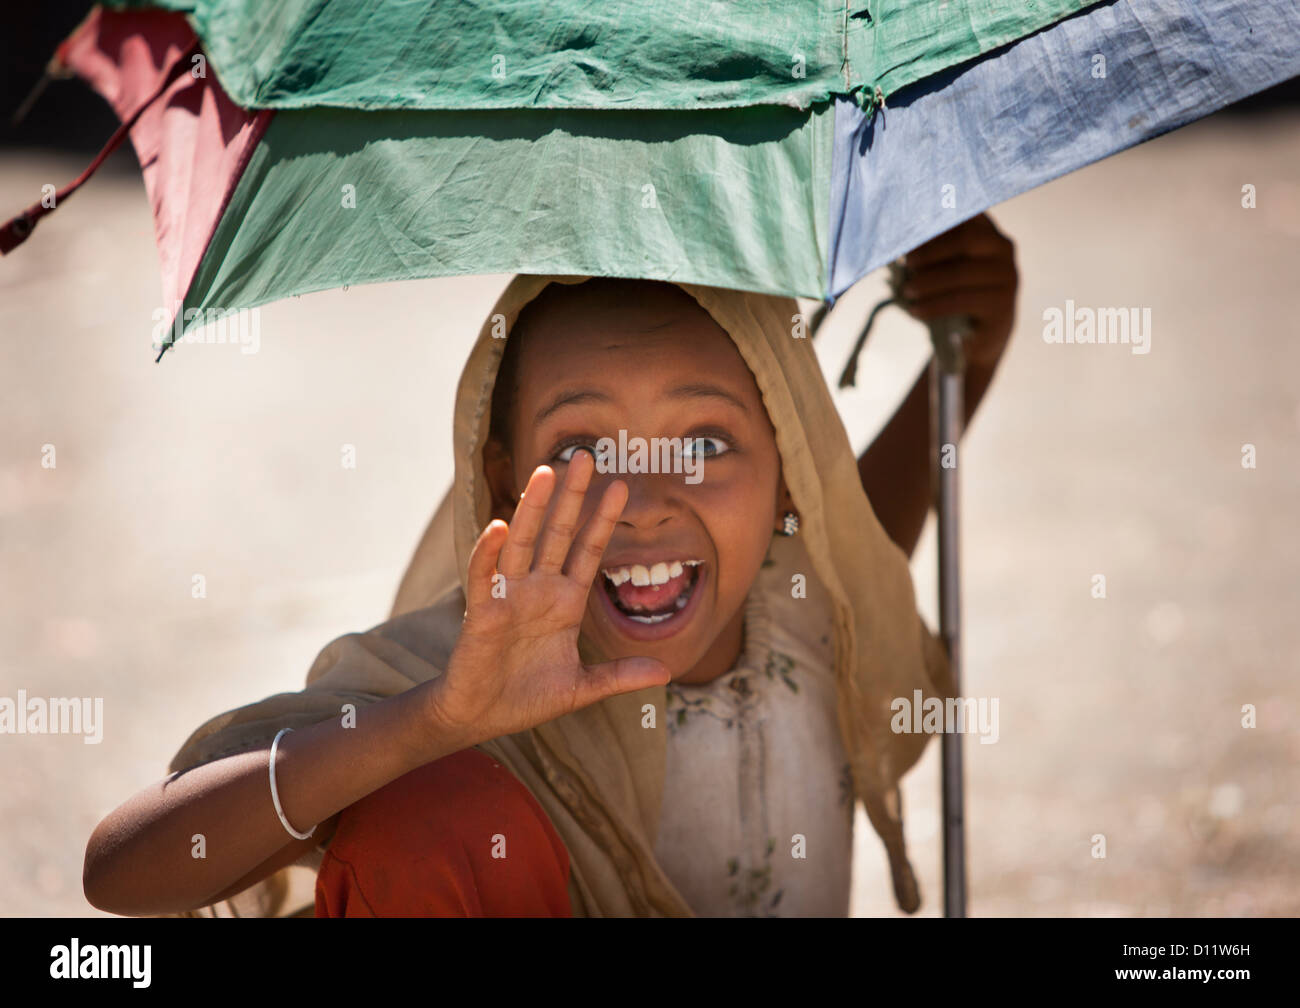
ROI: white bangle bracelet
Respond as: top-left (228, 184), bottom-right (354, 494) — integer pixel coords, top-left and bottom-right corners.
top-left (269, 728), bottom-right (316, 840)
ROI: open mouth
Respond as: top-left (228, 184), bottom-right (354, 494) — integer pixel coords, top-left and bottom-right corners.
top-left (599, 559), bottom-right (703, 628)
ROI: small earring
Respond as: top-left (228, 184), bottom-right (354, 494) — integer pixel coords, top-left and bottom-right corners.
top-left (780, 511), bottom-right (799, 536)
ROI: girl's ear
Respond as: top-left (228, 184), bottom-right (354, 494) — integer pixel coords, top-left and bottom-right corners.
top-left (484, 438), bottom-right (519, 523)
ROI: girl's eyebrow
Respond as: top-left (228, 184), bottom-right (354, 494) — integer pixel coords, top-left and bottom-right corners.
top-left (534, 383), bottom-right (750, 426)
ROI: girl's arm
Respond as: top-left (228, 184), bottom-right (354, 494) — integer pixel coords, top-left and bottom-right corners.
top-left (83, 677), bottom-right (469, 917)
top-left (85, 451), bottom-right (667, 917)
top-left (857, 213), bottom-right (1017, 558)
top-left (858, 354), bottom-right (1003, 559)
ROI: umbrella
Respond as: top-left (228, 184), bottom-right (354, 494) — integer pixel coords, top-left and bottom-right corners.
top-left (5, 0), bottom-right (1298, 917)
top-left (7, 2), bottom-right (1297, 342)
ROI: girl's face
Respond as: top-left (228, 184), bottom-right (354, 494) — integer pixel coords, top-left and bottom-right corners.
top-left (485, 281), bottom-right (795, 683)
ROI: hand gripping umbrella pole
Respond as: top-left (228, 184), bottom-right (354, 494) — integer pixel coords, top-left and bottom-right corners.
top-left (825, 262), bottom-right (970, 917)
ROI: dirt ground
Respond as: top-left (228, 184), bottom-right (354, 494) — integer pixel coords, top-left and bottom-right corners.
top-left (1, 110), bottom-right (1297, 917)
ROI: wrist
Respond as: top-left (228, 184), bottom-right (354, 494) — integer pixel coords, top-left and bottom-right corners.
top-left (409, 676), bottom-right (477, 761)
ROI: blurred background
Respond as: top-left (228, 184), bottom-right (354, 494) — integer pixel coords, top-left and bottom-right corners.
top-left (2, 3), bottom-right (1297, 917)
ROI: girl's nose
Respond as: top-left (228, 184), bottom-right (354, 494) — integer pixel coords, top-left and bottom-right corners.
top-left (600, 469), bottom-right (682, 530)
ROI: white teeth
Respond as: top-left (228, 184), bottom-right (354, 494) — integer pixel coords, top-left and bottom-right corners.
top-left (602, 559), bottom-right (700, 586)
top-left (628, 611), bottom-right (676, 624)
top-left (615, 566), bottom-right (701, 623)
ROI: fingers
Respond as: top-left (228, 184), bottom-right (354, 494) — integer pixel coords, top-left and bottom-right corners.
top-left (496, 465), bottom-right (556, 580)
top-left (486, 452), bottom-right (623, 593)
top-left (897, 214), bottom-right (1018, 365)
top-left (533, 448), bottom-right (595, 575)
top-left (466, 519), bottom-right (508, 611)
top-left (903, 213), bottom-right (1013, 271)
top-left (900, 260), bottom-right (1014, 302)
top-left (564, 477), bottom-right (629, 587)
top-left (904, 286), bottom-right (1014, 323)
top-left (576, 656), bottom-right (672, 709)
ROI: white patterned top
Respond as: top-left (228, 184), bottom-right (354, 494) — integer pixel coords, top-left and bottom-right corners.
top-left (652, 535), bottom-right (855, 917)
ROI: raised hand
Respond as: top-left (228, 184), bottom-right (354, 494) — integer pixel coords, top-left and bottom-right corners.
top-left (426, 448), bottom-right (671, 747)
top-left (898, 212), bottom-right (1018, 373)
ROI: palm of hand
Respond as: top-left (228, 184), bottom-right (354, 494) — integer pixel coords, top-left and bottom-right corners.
top-left (429, 450), bottom-right (670, 746)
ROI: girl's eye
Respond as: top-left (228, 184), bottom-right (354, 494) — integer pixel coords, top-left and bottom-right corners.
top-left (682, 436), bottom-right (730, 460)
top-left (551, 436), bottom-right (732, 464)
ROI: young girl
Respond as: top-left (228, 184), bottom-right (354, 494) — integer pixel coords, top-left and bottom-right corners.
top-left (83, 219), bottom-right (1016, 917)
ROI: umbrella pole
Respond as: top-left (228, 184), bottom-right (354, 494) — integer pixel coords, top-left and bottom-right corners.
top-left (930, 318), bottom-right (968, 918)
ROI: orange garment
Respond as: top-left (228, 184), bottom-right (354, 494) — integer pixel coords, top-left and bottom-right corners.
top-left (314, 749), bottom-right (571, 917)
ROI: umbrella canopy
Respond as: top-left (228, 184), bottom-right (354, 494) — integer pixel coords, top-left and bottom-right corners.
top-left (5, 1), bottom-right (1297, 354)
top-left (117, 0), bottom-right (1098, 111)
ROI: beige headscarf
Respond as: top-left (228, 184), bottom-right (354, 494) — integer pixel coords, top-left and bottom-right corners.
top-left (168, 275), bottom-right (953, 917)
